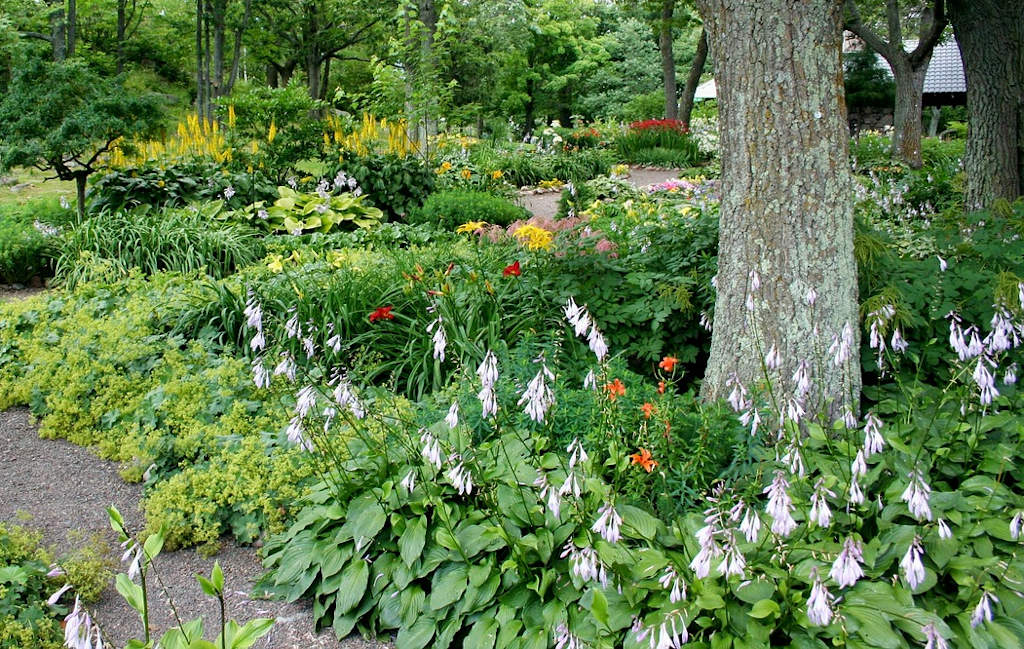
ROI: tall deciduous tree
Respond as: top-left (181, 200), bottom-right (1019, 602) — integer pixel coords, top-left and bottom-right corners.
top-left (697, 0), bottom-right (861, 412)
top-left (844, 0), bottom-right (947, 168)
top-left (658, 0), bottom-right (678, 119)
top-left (948, 0), bottom-right (1023, 210)
top-left (0, 59), bottom-right (161, 220)
top-left (677, 27), bottom-right (707, 125)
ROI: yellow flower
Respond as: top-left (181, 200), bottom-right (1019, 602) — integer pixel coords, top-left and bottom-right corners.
top-left (513, 224), bottom-right (554, 251)
top-left (267, 121), bottom-right (277, 143)
top-left (227, 104), bottom-right (236, 129)
top-left (490, 170), bottom-right (503, 180)
top-left (461, 168), bottom-right (472, 180)
top-left (456, 221), bottom-right (487, 233)
top-left (267, 254), bottom-right (284, 273)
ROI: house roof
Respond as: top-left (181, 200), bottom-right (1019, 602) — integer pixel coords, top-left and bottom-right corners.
top-left (694, 37), bottom-right (966, 100)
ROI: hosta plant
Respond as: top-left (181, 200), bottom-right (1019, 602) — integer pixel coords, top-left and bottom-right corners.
top-left (257, 185), bottom-right (384, 235)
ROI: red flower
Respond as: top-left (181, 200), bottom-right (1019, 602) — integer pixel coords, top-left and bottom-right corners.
top-left (658, 356), bottom-right (679, 372)
top-left (629, 447), bottom-right (658, 473)
top-left (503, 261), bottom-right (521, 277)
top-left (604, 378), bottom-right (626, 401)
top-left (368, 306), bottom-right (395, 323)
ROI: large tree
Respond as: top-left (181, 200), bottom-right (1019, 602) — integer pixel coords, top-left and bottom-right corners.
top-left (948, 0), bottom-right (1023, 210)
top-left (844, 0), bottom-right (947, 169)
top-left (697, 0), bottom-right (861, 414)
top-left (0, 59), bottom-right (161, 220)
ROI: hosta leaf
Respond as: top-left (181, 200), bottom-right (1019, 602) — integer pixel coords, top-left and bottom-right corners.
top-left (399, 516), bottom-right (427, 567)
top-left (334, 559), bottom-right (369, 614)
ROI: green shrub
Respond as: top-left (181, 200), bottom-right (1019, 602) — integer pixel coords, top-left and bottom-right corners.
top-left (330, 152), bottom-right (436, 221)
top-left (231, 186), bottom-right (384, 235)
top-left (54, 204), bottom-right (265, 288)
top-left (615, 119), bottom-right (703, 167)
top-left (486, 148), bottom-right (615, 188)
top-left (409, 190), bottom-right (529, 230)
top-left (0, 218), bottom-right (54, 284)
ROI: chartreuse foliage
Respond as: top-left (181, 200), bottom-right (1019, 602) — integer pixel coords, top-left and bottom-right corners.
top-left (0, 276), bottom-right (313, 549)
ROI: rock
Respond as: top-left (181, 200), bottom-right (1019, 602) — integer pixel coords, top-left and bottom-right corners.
top-left (0, 176), bottom-right (15, 187)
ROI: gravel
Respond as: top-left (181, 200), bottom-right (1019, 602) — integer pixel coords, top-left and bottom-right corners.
top-left (0, 407), bottom-right (391, 649)
top-left (518, 166), bottom-right (687, 219)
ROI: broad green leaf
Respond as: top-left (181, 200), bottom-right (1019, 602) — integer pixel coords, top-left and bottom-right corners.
top-left (619, 504), bottom-right (660, 540)
top-left (465, 618), bottom-right (499, 649)
top-left (591, 588), bottom-right (609, 627)
top-left (228, 618), bottom-right (274, 649)
top-left (115, 573), bottom-right (146, 615)
top-left (748, 599), bottom-right (780, 619)
top-left (396, 616), bottom-right (435, 649)
top-left (334, 559), bottom-right (369, 614)
top-left (430, 563), bottom-right (468, 610)
top-left (400, 516), bottom-right (427, 567)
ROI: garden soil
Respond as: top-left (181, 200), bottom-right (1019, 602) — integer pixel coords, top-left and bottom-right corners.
top-left (518, 166), bottom-right (686, 218)
top-left (0, 167), bottom-right (683, 646)
top-left (0, 408), bottom-right (391, 648)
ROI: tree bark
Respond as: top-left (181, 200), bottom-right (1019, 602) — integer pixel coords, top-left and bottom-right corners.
top-left (948, 0), bottom-right (1023, 209)
top-left (890, 58), bottom-right (929, 167)
top-left (697, 0), bottom-right (860, 416)
top-left (74, 172), bottom-right (87, 222)
top-left (659, 0), bottom-right (678, 120)
top-left (49, 7), bottom-right (66, 62)
top-left (212, 0), bottom-right (226, 98)
top-left (196, 0), bottom-right (205, 123)
top-left (679, 28), bottom-right (708, 126)
top-left (117, 0), bottom-right (126, 74)
top-left (66, 0), bottom-right (76, 57)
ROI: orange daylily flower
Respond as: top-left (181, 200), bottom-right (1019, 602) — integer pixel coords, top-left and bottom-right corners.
top-left (657, 381), bottom-right (666, 395)
top-left (641, 402), bottom-right (655, 419)
top-left (629, 447), bottom-right (658, 472)
top-left (659, 355), bottom-right (679, 372)
top-left (604, 378), bottom-right (626, 401)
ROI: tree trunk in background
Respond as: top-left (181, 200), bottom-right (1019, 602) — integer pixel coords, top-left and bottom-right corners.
top-left (928, 106), bottom-right (941, 137)
top-left (949, 0), bottom-right (1023, 209)
top-left (211, 0), bottom-right (226, 99)
top-left (49, 7), bottom-right (66, 62)
top-left (890, 58), bottom-right (929, 167)
top-left (418, 0), bottom-right (438, 144)
top-left (679, 28), bottom-right (708, 126)
top-left (697, 0), bottom-right (860, 415)
top-left (66, 0), bottom-right (76, 57)
top-left (74, 173), bottom-right (87, 222)
top-left (659, 0), bottom-right (678, 120)
top-left (117, 0), bottom-right (126, 73)
top-left (226, 0), bottom-right (251, 94)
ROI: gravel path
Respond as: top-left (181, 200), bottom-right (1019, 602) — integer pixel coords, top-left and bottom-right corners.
top-left (0, 409), bottom-right (390, 648)
top-left (518, 166), bottom-right (686, 219)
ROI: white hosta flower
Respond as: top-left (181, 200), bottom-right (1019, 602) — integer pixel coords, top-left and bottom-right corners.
top-left (420, 430), bottom-right (442, 469)
top-left (749, 270), bottom-right (761, 291)
top-left (427, 316), bottom-right (447, 362)
top-left (739, 506), bottom-right (761, 543)
top-left (445, 401), bottom-right (459, 429)
top-left (848, 475), bottom-right (865, 505)
top-left (251, 358), bottom-right (270, 389)
top-left (64, 597), bottom-right (95, 649)
top-left (805, 287), bottom-right (818, 306)
top-left (567, 438), bottom-right (589, 468)
top-left (558, 470), bottom-right (581, 500)
top-left (295, 385), bottom-right (317, 417)
top-left (477, 351), bottom-right (498, 389)
top-left (901, 470), bottom-right (933, 521)
top-left (862, 412), bottom-right (886, 457)
top-left (518, 362), bottom-right (555, 423)
top-left (223, 185), bottom-right (235, 199)
top-left (937, 256), bottom-right (947, 272)
top-left (1010, 511), bottom-right (1023, 540)
top-left (851, 449), bottom-right (868, 478)
top-left (285, 312), bottom-right (301, 339)
top-left (829, 322), bottom-right (854, 366)
top-left (583, 369), bottom-right (597, 389)
top-left (891, 328), bottom-right (908, 353)
top-left (739, 407), bottom-right (761, 437)
top-left (970, 591), bottom-right (998, 628)
top-left (726, 373), bottom-right (749, 412)
top-left (592, 503), bottom-right (623, 544)
top-left (249, 329), bottom-right (266, 353)
top-left (764, 344), bottom-right (781, 370)
top-left (806, 572), bottom-right (834, 626)
top-left (936, 518), bottom-right (953, 540)
top-left (286, 416), bottom-right (312, 451)
top-left (923, 622), bottom-right (949, 649)
top-left (273, 352), bottom-right (296, 382)
top-left (327, 332), bottom-right (342, 353)
top-left (60, 195), bottom-right (70, 209)
top-left (716, 531), bottom-right (746, 578)
top-left (700, 310), bottom-right (713, 331)
top-left (792, 360), bottom-right (811, 396)
top-left (301, 336), bottom-right (315, 359)
top-left (658, 567), bottom-right (686, 603)
top-left (477, 385), bottom-right (497, 418)
top-left (1005, 363), bottom-right (1018, 385)
top-left (561, 543), bottom-right (607, 586)
top-left (987, 309), bottom-right (1018, 353)
top-left (446, 457), bottom-right (473, 495)
top-left (690, 515), bottom-right (723, 578)
top-left (764, 471), bottom-right (797, 537)
top-left (243, 296), bottom-right (263, 330)
top-left (636, 614), bottom-right (688, 649)
top-left (973, 357), bottom-right (999, 405)
top-left (587, 324), bottom-right (609, 361)
top-left (809, 478), bottom-right (836, 528)
top-left (47, 582), bottom-right (73, 606)
top-left (554, 623), bottom-right (582, 649)
top-left (785, 397), bottom-right (805, 425)
top-left (829, 537), bottom-right (865, 588)
top-left (534, 473), bottom-right (561, 519)
top-left (400, 470), bottom-right (416, 493)
top-left (563, 297), bottom-right (591, 337)
top-left (900, 537), bottom-right (926, 589)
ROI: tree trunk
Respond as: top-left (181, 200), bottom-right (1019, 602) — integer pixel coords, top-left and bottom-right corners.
top-left (226, 0), bottom-right (251, 94)
top-left (659, 0), bottom-right (678, 120)
top-left (679, 28), bottom-right (708, 126)
top-left (928, 106), bottom-right (940, 137)
top-left (49, 7), bottom-right (66, 62)
top-left (74, 173), bottom-right (87, 222)
top-left (891, 58), bottom-right (929, 168)
top-left (117, 0), bottom-right (126, 74)
top-left (66, 0), bottom-right (76, 57)
top-left (697, 0), bottom-right (860, 416)
top-left (196, 0), bottom-right (205, 123)
top-left (266, 63), bottom-right (279, 88)
top-left (948, 0), bottom-right (1023, 209)
top-left (212, 0), bottom-right (226, 98)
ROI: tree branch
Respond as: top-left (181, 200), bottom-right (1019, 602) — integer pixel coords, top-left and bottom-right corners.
top-left (885, 0), bottom-right (901, 46)
top-left (908, 0), bottom-right (947, 68)
top-left (844, 0), bottom-right (899, 63)
top-left (19, 31), bottom-right (54, 43)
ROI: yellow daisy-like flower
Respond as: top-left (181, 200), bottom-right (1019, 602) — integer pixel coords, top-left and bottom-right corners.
top-left (490, 170), bottom-right (503, 180)
top-left (456, 221), bottom-right (487, 233)
top-left (513, 224), bottom-right (553, 251)
top-left (267, 254), bottom-right (285, 273)
top-left (461, 168), bottom-right (472, 180)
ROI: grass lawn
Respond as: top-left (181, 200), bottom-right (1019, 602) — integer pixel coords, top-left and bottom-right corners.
top-left (1, 168), bottom-right (76, 207)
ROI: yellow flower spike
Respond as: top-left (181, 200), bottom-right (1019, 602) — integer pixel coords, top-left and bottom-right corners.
top-left (267, 121), bottom-right (277, 143)
top-left (227, 105), bottom-right (236, 129)
top-left (323, 132), bottom-right (331, 148)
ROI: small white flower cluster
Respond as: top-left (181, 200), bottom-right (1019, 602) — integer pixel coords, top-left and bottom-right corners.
top-left (333, 170), bottom-right (361, 196)
top-left (561, 542), bottom-right (607, 587)
top-left (63, 596), bottom-right (104, 649)
top-left (518, 356), bottom-right (555, 423)
top-left (445, 453), bottom-right (473, 495)
top-left (591, 503), bottom-right (622, 544)
top-left (554, 623), bottom-right (584, 649)
top-left (634, 611), bottom-right (688, 649)
top-left (564, 297), bottom-right (608, 362)
top-left (477, 350), bottom-right (498, 417)
top-left (427, 314), bottom-right (446, 362)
